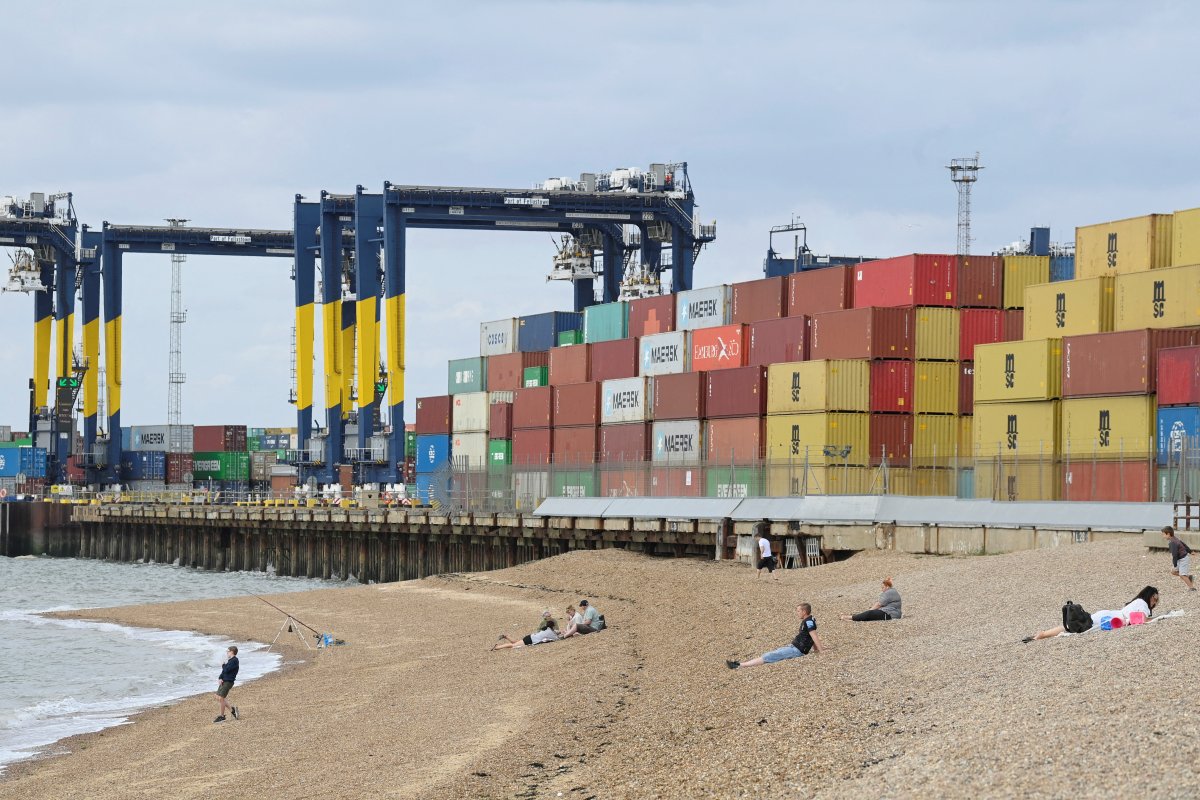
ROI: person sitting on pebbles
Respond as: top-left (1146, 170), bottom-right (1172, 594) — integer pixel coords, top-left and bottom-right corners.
top-left (1023, 586), bottom-right (1159, 643)
top-left (492, 618), bottom-right (561, 651)
top-left (840, 577), bottom-right (902, 622)
top-left (560, 599), bottom-right (605, 637)
top-left (726, 602), bottom-right (824, 670)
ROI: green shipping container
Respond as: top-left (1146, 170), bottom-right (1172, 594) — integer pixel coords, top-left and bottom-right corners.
top-left (553, 469), bottom-right (597, 497)
top-left (246, 435), bottom-right (262, 451)
top-left (0, 438), bottom-right (33, 449)
top-left (583, 301), bottom-right (629, 343)
top-left (447, 356), bottom-right (488, 395)
top-left (192, 451), bottom-right (250, 481)
top-left (706, 466), bottom-right (759, 498)
top-left (557, 329), bottom-right (583, 346)
top-left (1158, 468), bottom-right (1200, 502)
top-left (488, 439), bottom-right (512, 469)
top-left (405, 431), bottom-right (417, 459)
top-left (522, 366), bottom-right (548, 387)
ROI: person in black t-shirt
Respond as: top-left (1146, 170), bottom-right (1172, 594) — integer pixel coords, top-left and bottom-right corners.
top-left (726, 603), bottom-right (824, 670)
top-left (214, 646), bottom-right (240, 723)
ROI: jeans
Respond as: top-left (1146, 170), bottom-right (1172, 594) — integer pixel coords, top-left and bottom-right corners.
top-left (761, 645), bottom-right (805, 663)
top-left (851, 609), bottom-right (891, 622)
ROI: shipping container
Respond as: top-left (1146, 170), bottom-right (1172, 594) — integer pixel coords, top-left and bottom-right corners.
top-left (870, 413), bottom-right (912, 466)
top-left (706, 416), bottom-right (764, 464)
top-left (649, 467), bottom-right (704, 497)
top-left (1076, 213), bottom-right (1173, 278)
top-left (489, 402), bottom-right (513, 439)
top-left (1003, 310), bottom-right (1024, 342)
top-left (959, 309), bottom-right (1004, 361)
top-left (1115, 263), bottom-right (1200, 330)
top-left (600, 468), bottom-right (649, 497)
top-left (1002, 256), bottom-right (1050, 309)
top-left (480, 318), bottom-right (519, 357)
top-left (675, 284), bottom-right (732, 331)
top-left (513, 386), bottom-right (553, 429)
top-left (552, 426), bottom-right (599, 465)
top-left (1158, 467), bottom-right (1200, 503)
top-left (706, 466), bottom-right (758, 498)
top-left (413, 473), bottom-right (450, 505)
top-left (553, 469), bottom-right (598, 498)
top-left (1061, 460), bottom-right (1155, 502)
top-left (913, 414), bottom-right (960, 463)
top-left (959, 362), bottom-right (975, 416)
top-left (518, 311), bottom-right (582, 353)
top-left (450, 432), bottom-right (489, 468)
top-left (488, 439), bottom-right (512, 468)
top-left (869, 360), bottom-right (913, 413)
top-left (405, 430), bottom-right (418, 459)
top-left (690, 324), bottom-right (747, 372)
top-left (913, 362), bottom-right (959, 415)
top-left (167, 452), bottom-right (194, 484)
top-left (447, 356), bottom-right (487, 395)
top-left (628, 294), bottom-right (676, 337)
top-left (767, 360), bottom-right (869, 414)
top-left (1175, 207), bottom-right (1200, 267)
top-left (852, 254), bottom-right (956, 308)
top-left (1063, 328), bottom-right (1200, 398)
top-left (747, 315), bottom-right (809, 367)
top-left (973, 401), bottom-right (1060, 459)
top-left (765, 413), bottom-right (870, 466)
top-left (786, 266), bottom-right (853, 318)
top-left (548, 343), bottom-right (590, 385)
top-left (126, 451), bottom-right (166, 481)
top-left (731, 276), bottom-right (786, 323)
top-left (652, 372), bottom-right (705, 421)
top-left (0, 425), bottom-right (10, 443)
top-left (956, 255), bottom-right (1003, 309)
top-left (451, 392), bottom-right (489, 433)
top-left (523, 366), bottom-right (549, 387)
top-left (126, 425), bottom-right (195, 453)
top-left (706, 365), bottom-right (767, 418)
top-left (600, 377), bottom-right (652, 424)
top-left (1061, 395), bottom-right (1155, 459)
top-left (583, 301), bottom-right (629, 343)
top-left (489, 391), bottom-right (515, 405)
top-left (957, 415), bottom-right (973, 459)
top-left (1158, 346), bottom-right (1200, 407)
top-left (1050, 255), bottom-right (1076, 283)
top-left (974, 339), bottom-right (1062, 402)
top-left (557, 329), bottom-right (583, 347)
top-left (414, 434), bottom-right (451, 473)
top-left (511, 471), bottom-right (549, 507)
top-left (590, 337), bottom-right (639, 382)
top-left (553, 382), bottom-right (601, 427)
top-left (1023, 276), bottom-right (1115, 340)
top-left (512, 428), bottom-right (552, 467)
top-left (765, 464), bottom-right (876, 496)
top-left (913, 307), bottom-right (960, 361)
top-left (192, 451), bottom-right (250, 482)
top-left (270, 472), bottom-right (298, 494)
top-left (810, 307), bottom-right (914, 360)
top-left (973, 460), bottom-right (1061, 501)
top-left (638, 331), bottom-right (689, 377)
top-left (600, 422), bottom-right (651, 462)
top-left (250, 451), bottom-right (278, 482)
top-left (1156, 406), bottom-right (1200, 466)
top-left (487, 351), bottom-right (548, 392)
top-left (652, 420), bottom-right (703, 465)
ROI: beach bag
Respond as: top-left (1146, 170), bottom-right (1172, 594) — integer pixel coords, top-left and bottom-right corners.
top-left (1062, 601), bottom-right (1093, 634)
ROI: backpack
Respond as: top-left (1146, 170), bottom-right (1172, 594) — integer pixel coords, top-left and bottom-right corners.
top-left (1062, 601), bottom-right (1093, 634)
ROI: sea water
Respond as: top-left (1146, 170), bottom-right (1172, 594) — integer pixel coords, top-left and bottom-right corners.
top-left (0, 556), bottom-right (345, 772)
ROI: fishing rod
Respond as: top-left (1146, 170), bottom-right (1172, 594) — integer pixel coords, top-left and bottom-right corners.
top-left (250, 594), bottom-right (322, 636)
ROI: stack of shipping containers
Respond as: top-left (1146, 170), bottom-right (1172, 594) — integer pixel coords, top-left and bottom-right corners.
top-left (192, 425), bottom-right (249, 492)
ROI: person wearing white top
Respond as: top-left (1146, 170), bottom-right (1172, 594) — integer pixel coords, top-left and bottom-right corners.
top-left (1023, 586), bottom-right (1159, 642)
top-left (755, 530), bottom-right (779, 580)
top-left (491, 619), bottom-right (561, 650)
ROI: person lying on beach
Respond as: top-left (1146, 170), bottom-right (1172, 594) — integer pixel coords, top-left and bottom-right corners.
top-left (492, 618), bottom-right (561, 650)
top-left (840, 577), bottom-right (902, 622)
top-left (1022, 586), bottom-right (1159, 643)
top-left (560, 599), bottom-right (604, 637)
top-left (726, 603), bottom-right (824, 670)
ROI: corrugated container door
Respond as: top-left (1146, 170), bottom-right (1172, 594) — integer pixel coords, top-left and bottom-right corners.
top-left (1076, 213), bottom-right (1174, 278)
top-left (600, 378), bottom-right (651, 424)
top-left (522, 366), bottom-right (549, 387)
top-left (1156, 406), bottom-right (1200, 465)
top-left (1023, 277), bottom-right (1115, 340)
top-left (639, 332), bottom-right (689, 376)
top-left (1002, 256), bottom-right (1050, 309)
top-left (1157, 346), bottom-right (1200, 407)
top-left (447, 357), bottom-right (488, 394)
top-left (1115, 263), bottom-right (1200, 330)
top-left (913, 362), bottom-right (959, 415)
top-left (706, 365), bottom-right (767, 418)
top-left (959, 309), bottom-right (1004, 361)
top-left (582, 302), bottom-right (629, 343)
top-left (765, 413), bottom-right (870, 466)
top-left (973, 401), bottom-right (1060, 459)
top-left (652, 420), bottom-right (704, 465)
top-left (628, 294), bottom-right (676, 337)
top-left (1050, 255), bottom-right (1076, 282)
top-left (652, 372), bottom-right (705, 420)
top-left (480, 318), bottom-right (519, 356)
top-left (599, 422), bottom-right (651, 461)
top-left (675, 285), bottom-right (732, 331)
top-left (912, 414), bottom-right (959, 465)
top-left (869, 360), bottom-right (913, 413)
top-left (956, 255), bottom-right (1002, 308)
top-left (974, 339), bottom-right (1063, 402)
top-left (704, 417), bottom-right (763, 463)
top-left (1061, 395), bottom-right (1155, 459)
top-left (787, 266), bottom-right (853, 317)
top-left (590, 338), bottom-right (640, 382)
top-left (914, 308), bottom-right (960, 361)
top-left (690, 324), bottom-right (747, 371)
top-left (869, 414), bottom-right (912, 465)
top-left (512, 428), bottom-right (552, 466)
top-left (513, 387), bottom-right (554, 429)
top-left (415, 396), bottom-right (452, 434)
top-left (553, 382), bottom-right (601, 427)
top-left (451, 392), bottom-right (489, 433)
top-left (548, 344), bottom-right (591, 385)
top-left (1175, 207), bottom-right (1200, 267)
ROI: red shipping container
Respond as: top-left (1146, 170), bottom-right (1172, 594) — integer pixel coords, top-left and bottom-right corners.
top-left (652, 372), bottom-right (706, 420)
top-left (589, 338), bottom-right (639, 382)
top-left (956, 255), bottom-right (1003, 309)
top-left (415, 395), bottom-right (452, 434)
top-left (650, 466), bottom-right (705, 497)
top-left (487, 351), bottom-right (549, 392)
top-left (600, 422), bottom-right (651, 462)
top-left (959, 362), bottom-right (975, 416)
top-left (691, 324), bottom-right (747, 371)
top-left (601, 468), bottom-right (649, 497)
top-left (787, 266), bottom-right (853, 318)
top-left (959, 309), bottom-right (1005, 361)
top-left (489, 402), bottom-right (513, 439)
top-left (851, 254), bottom-right (957, 308)
top-left (553, 425), bottom-right (599, 464)
top-left (166, 453), bottom-right (194, 484)
top-left (194, 425), bottom-right (247, 452)
top-left (705, 416), bottom-right (764, 463)
top-left (870, 413), bottom-right (912, 466)
top-left (1002, 310), bottom-right (1024, 342)
top-left (628, 294), bottom-right (675, 337)
top-left (747, 316), bottom-right (809, 367)
top-left (1060, 460), bottom-right (1155, 502)
top-left (513, 386), bottom-right (553, 429)
top-left (870, 360), bottom-right (914, 413)
top-left (512, 427), bottom-right (553, 466)
top-left (1063, 328), bottom-right (1200, 397)
top-left (811, 307), bottom-right (914, 360)
top-left (553, 382), bottom-right (601, 427)
top-left (548, 343), bottom-right (591, 385)
top-left (731, 276), bottom-right (787, 324)
top-left (1158, 346), bottom-right (1200, 407)
top-left (705, 365), bottom-right (766, 419)
top-left (65, 455), bottom-right (85, 482)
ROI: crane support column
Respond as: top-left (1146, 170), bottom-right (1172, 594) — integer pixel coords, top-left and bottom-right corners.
top-left (354, 188), bottom-right (383, 465)
top-left (293, 197), bottom-right (319, 466)
top-left (381, 190), bottom-right (406, 484)
top-left (80, 233), bottom-right (101, 472)
top-left (318, 194), bottom-right (347, 486)
top-left (100, 238), bottom-right (123, 479)
top-left (671, 223), bottom-right (694, 293)
top-left (602, 233), bottom-right (622, 303)
top-left (31, 258), bottom-right (53, 427)
top-left (52, 251), bottom-right (77, 473)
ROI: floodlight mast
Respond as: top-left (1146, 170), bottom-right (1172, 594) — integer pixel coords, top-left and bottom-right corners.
top-left (948, 153), bottom-right (982, 256)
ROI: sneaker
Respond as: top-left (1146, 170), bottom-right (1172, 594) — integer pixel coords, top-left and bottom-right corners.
top-left (726, 660), bottom-right (740, 670)
top-left (231, 707), bottom-right (239, 720)
top-left (214, 716), bottom-right (226, 723)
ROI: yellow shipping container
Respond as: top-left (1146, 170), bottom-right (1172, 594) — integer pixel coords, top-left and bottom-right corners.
top-left (913, 361), bottom-right (959, 414)
top-left (765, 412), bottom-right (870, 466)
top-left (1023, 277), bottom-right (1114, 340)
top-left (913, 414), bottom-right (960, 464)
top-left (957, 415), bottom-right (973, 460)
top-left (974, 339), bottom-right (1062, 402)
top-left (1076, 213), bottom-right (1174, 278)
top-left (765, 465), bottom-right (877, 496)
top-left (1175, 207), bottom-right (1200, 267)
top-left (1002, 256), bottom-right (1050, 309)
top-left (974, 400), bottom-right (1060, 459)
top-left (1114, 263), bottom-right (1200, 330)
top-left (914, 307), bottom-right (960, 361)
top-left (765, 360), bottom-right (869, 414)
top-left (973, 459), bottom-right (1060, 501)
top-left (1060, 395), bottom-right (1155, 459)
top-left (906, 467), bottom-right (955, 497)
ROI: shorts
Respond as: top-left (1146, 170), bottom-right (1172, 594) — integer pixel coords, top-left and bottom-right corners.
top-left (216, 681), bottom-right (234, 698)
top-left (1177, 554), bottom-right (1192, 577)
top-left (521, 634), bottom-right (534, 646)
top-left (757, 556), bottom-right (777, 572)
top-left (761, 645), bottom-right (805, 664)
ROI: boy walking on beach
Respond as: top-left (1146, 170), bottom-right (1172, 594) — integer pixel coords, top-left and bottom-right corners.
top-left (755, 530), bottom-right (779, 580)
top-left (215, 646), bottom-right (240, 723)
top-left (726, 602), bottom-right (823, 670)
top-left (1163, 526), bottom-right (1196, 591)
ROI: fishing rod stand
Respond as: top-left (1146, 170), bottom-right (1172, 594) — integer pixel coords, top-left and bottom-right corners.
top-left (268, 616), bottom-right (314, 653)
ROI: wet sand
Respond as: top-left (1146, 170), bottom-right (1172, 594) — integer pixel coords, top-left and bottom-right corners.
top-left (4, 538), bottom-right (1199, 799)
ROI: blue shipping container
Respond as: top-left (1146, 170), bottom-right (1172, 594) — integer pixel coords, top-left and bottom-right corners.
top-left (414, 473), bottom-right (450, 505)
top-left (121, 427), bottom-right (132, 450)
top-left (1050, 255), bottom-right (1075, 282)
top-left (1029, 227), bottom-right (1051, 257)
top-left (517, 311), bottom-right (583, 353)
top-left (0, 447), bottom-right (48, 478)
top-left (126, 451), bottom-right (167, 481)
top-left (415, 434), bottom-right (451, 473)
top-left (1157, 406), bottom-right (1200, 466)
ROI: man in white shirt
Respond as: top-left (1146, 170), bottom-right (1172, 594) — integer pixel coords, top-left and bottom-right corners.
top-left (755, 530), bottom-right (779, 580)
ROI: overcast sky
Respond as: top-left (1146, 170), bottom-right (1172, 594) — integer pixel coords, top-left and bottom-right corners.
top-left (2, 1), bottom-right (1198, 434)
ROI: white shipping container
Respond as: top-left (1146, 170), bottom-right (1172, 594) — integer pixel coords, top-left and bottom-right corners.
top-left (639, 331), bottom-right (690, 376)
top-left (512, 471), bottom-right (549, 507)
top-left (675, 284), bottom-right (732, 331)
top-left (489, 391), bottom-right (515, 404)
top-left (601, 377), bottom-right (652, 424)
top-left (480, 318), bottom-right (519, 356)
top-left (652, 420), bottom-right (703, 464)
top-left (129, 425), bottom-right (194, 452)
top-left (451, 392), bottom-right (489, 433)
top-left (0, 425), bottom-right (11, 442)
top-left (451, 432), bottom-right (489, 468)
